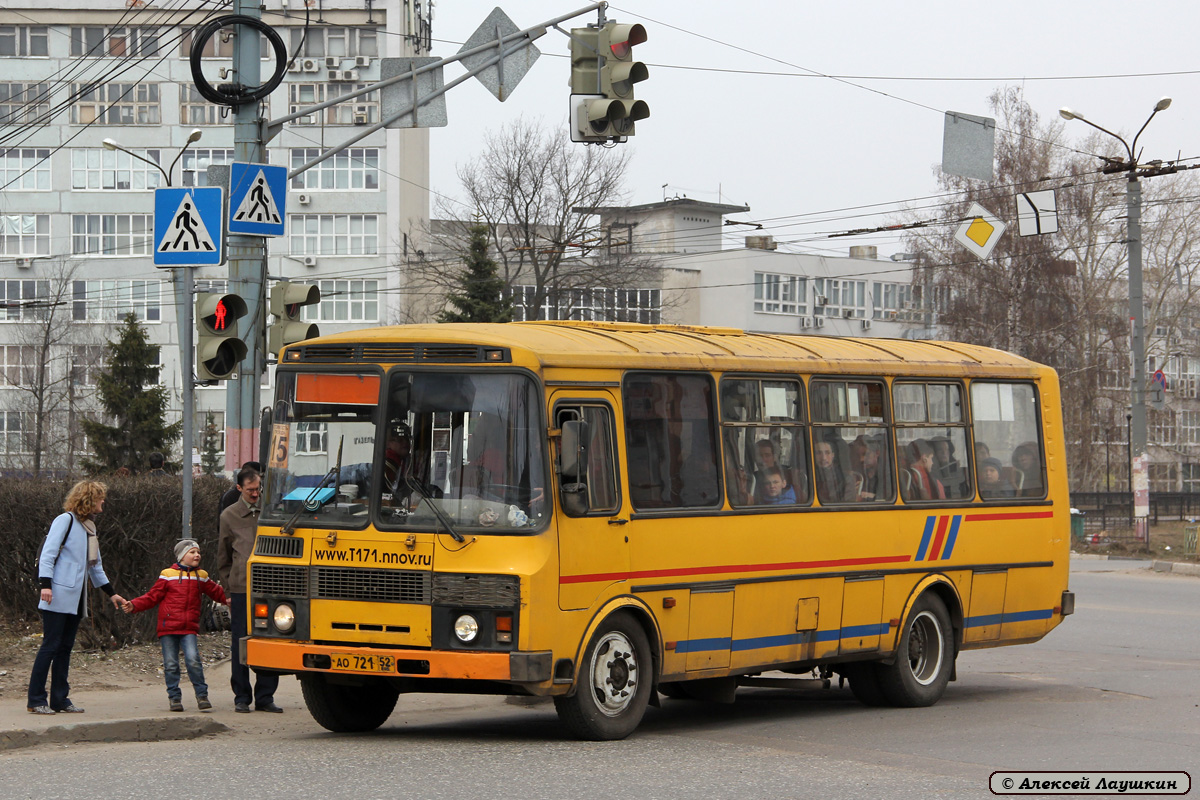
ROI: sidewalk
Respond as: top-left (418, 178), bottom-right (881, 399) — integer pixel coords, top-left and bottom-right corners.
top-left (1, 658), bottom-right (304, 753)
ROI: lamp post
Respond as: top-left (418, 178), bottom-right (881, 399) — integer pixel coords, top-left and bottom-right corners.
top-left (102, 129), bottom-right (205, 542)
top-left (1060, 98), bottom-right (1171, 525)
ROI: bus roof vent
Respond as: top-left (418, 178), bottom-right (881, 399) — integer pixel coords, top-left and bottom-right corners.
top-left (294, 343), bottom-right (511, 364)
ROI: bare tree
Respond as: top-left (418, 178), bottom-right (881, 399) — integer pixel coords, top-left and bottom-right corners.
top-left (410, 118), bottom-right (662, 322)
top-left (0, 257), bottom-right (103, 476)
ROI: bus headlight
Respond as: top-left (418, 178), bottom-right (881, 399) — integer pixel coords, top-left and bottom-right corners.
top-left (453, 614), bottom-right (479, 642)
top-left (273, 603), bottom-right (296, 633)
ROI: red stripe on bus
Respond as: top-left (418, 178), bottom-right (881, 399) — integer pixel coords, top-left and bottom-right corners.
top-left (927, 515), bottom-right (950, 560)
top-left (560, 554), bottom-right (912, 585)
top-left (964, 511), bottom-right (1055, 522)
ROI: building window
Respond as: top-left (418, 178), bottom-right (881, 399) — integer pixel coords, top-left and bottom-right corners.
top-left (301, 279), bottom-right (379, 323)
top-left (71, 82), bottom-right (160, 125)
top-left (505, 286), bottom-right (661, 323)
top-left (195, 410), bottom-right (226, 456)
top-left (754, 272), bottom-right (804, 315)
top-left (70, 345), bottom-right (106, 387)
top-left (0, 26), bottom-right (49, 57)
top-left (180, 86), bottom-right (224, 126)
top-left (0, 280), bottom-right (50, 322)
top-left (289, 148), bottom-right (379, 190)
top-left (0, 345), bottom-right (36, 387)
top-left (814, 277), bottom-right (867, 319)
top-left (0, 83), bottom-right (51, 127)
top-left (1149, 408), bottom-right (1177, 447)
top-left (289, 214), bottom-right (378, 255)
top-left (2, 149), bottom-right (50, 191)
top-left (180, 148), bottom-right (234, 187)
top-left (606, 224), bottom-right (634, 254)
top-left (873, 281), bottom-right (917, 320)
top-left (295, 421), bottom-right (327, 453)
top-left (72, 279), bottom-right (162, 323)
top-left (0, 410), bottom-right (31, 454)
top-left (70, 26), bottom-right (162, 58)
top-left (1183, 463), bottom-right (1200, 493)
top-left (194, 279), bottom-right (228, 294)
top-left (179, 30), bottom-right (269, 59)
top-left (0, 214), bottom-right (50, 256)
top-left (71, 148), bottom-right (162, 191)
top-left (288, 83), bottom-right (380, 126)
top-left (290, 26), bottom-right (379, 58)
top-left (71, 214), bottom-right (154, 257)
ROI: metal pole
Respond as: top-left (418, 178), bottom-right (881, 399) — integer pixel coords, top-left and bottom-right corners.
top-left (1127, 174), bottom-right (1149, 520)
top-left (226, 1), bottom-right (267, 471)
top-left (1127, 412), bottom-right (1133, 524)
top-left (178, 267), bottom-right (195, 540)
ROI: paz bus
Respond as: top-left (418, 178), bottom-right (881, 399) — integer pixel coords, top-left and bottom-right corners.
top-left (244, 321), bottom-right (1074, 740)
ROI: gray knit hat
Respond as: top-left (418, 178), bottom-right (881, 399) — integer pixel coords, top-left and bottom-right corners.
top-left (174, 539), bottom-right (200, 562)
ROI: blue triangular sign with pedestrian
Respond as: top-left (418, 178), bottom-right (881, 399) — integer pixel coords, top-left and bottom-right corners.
top-left (154, 187), bottom-right (224, 267)
top-left (229, 162), bottom-right (287, 236)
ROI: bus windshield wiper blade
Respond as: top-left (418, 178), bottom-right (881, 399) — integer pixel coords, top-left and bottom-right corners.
top-left (406, 474), bottom-right (465, 543)
top-left (282, 465), bottom-right (338, 535)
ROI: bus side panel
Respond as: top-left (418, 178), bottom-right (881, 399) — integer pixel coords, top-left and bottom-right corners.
top-left (839, 578), bottom-right (885, 653)
top-left (965, 571), bottom-right (1007, 642)
top-left (686, 588), bottom-right (734, 670)
top-left (728, 581), bottom-right (808, 670)
top-left (999, 564), bottom-right (1058, 642)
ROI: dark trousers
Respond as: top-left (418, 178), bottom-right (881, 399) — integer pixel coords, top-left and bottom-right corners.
top-left (229, 592), bottom-right (278, 707)
top-left (28, 609), bottom-right (82, 710)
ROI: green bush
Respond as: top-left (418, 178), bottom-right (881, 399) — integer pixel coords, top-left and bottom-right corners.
top-left (1, 474), bottom-right (231, 647)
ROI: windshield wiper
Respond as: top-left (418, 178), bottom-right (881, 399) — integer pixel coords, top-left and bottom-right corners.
top-left (282, 436), bottom-right (343, 535)
top-left (405, 474), bottom-right (465, 543)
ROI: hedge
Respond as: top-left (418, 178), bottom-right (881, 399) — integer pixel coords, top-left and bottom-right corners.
top-left (1, 474), bottom-right (231, 648)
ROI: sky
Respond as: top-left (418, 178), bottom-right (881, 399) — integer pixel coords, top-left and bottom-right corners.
top-left (425, 0), bottom-right (1200, 259)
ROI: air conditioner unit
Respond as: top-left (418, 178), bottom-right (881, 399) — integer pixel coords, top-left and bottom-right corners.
top-left (813, 316), bottom-right (825, 328)
top-left (352, 112), bottom-right (369, 125)
top-left (843, 308), bottom-right (855, 319)
top-left (861, 319), bottom-right (872, 330)
top-left (295, 113), bottom-right (317, 125)
top-left (799, 317), bottom-right (812, 329)
top-left (296, 193), bottom-right (311, 205)
top-left (287, 60), bottom-right (303, 73)
top-left (325, 56), bottom-right (340, 68)
top-left (885, 310), bottom-right (898, 320)
top-left (327, 70), bottom-right (341, 81)
top-left (355, 56), bottom-right (371, 68)
top-left (301, 58), bottom-right (319, 72)
top-left (815, 294), bottom-right (827, 306)
top-left (15, 257), bottom-right (31, 269)
top-left (340, 69), bottom-right (360, 81)
top-left (302, 256), bottom-right (317, 267)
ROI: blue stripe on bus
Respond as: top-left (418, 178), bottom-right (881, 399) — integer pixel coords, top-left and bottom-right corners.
top-left (673, 636), bottom-right (733, 654)
top-left (941, 515), bottom-right (963, 559)
top-left (964, 608), bottom-right (1054, 628)
top-left (679, 624), bottom-right (893, 655)
top-left (915, 516), bottom-right (936, 561)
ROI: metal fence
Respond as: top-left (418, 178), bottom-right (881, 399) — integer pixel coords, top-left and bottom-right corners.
top-left (1069, 491), bottom-right (1200, 533)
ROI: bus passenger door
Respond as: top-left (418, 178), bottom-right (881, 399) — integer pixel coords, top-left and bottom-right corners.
top-left (840, 577), bottom-right (885, 653)
top-left (553, 393), bottom-right (630, 611)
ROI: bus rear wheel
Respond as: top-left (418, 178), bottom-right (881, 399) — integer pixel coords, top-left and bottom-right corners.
top-left (877, 593), bottom-right (953, 707)
top-left (841, 662), bottom-right (888, 707)
top-left (554, 612), bottom-right (652, 740)
top-left (300, 674), bottom-right (400, 732)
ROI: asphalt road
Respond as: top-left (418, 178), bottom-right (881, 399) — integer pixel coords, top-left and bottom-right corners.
top-left (2, 564), bottom-right (1196, 800)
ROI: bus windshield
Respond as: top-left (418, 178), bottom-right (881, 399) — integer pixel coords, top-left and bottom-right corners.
top-left (262, 369), bottom-right (547, 533)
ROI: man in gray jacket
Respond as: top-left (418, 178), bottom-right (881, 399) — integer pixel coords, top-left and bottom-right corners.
top-left (217, 468), bottom-right (280, 713)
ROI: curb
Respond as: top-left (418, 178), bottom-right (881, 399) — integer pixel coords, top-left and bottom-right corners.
top-left (1151, 560), bottom-right (1200, 577)
top-left (0, 716), bottom-right (230, 753)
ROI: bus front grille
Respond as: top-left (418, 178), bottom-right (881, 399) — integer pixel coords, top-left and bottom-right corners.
top-left (251, 564), bottom-right (308, 597)
top-left (432, 573), bottom-right (520, 607)
top-left (310, 567), bottom-right (432, 604)
top-left (254, 535), bottom-right (304, 558)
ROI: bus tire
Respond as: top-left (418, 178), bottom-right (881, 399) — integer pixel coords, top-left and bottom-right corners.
top-left (877, 593), bottom-right (953, 707)
top-left (842, 663), bottom-right (888, 707)
top-left (554, 612), bottom-right (652, 740)
top-left (300, 674), bottom-right (399, 732)
top-left (657, 681), bottom-right (689, 700)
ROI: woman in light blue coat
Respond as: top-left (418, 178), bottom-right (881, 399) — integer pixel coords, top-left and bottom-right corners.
top-left (27, 480), bottom-right (127, 715)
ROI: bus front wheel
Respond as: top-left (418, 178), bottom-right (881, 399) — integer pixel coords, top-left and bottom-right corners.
top-left (554, 612), bottom-right (652, 740)
top-left (300, 673), bottom-right (400, 732)
top-left (877, 593), bottom-right (954, 707)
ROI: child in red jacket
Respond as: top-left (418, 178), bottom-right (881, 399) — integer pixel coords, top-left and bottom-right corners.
top-left (124, 539), bottom-right (229, 712)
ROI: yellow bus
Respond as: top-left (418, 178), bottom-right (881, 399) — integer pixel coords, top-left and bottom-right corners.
top-left (245, 321), bottom-right (1074, 740)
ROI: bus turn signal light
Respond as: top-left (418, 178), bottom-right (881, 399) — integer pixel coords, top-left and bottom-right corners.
top-left (495, 614), bottom-right (513, 643)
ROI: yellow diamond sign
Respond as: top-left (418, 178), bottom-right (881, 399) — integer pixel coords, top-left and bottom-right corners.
top-left (954, 202), bottom-right (1006, 260)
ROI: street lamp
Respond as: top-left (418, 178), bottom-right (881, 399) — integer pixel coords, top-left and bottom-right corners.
top-left (1059, 98), bottom-right (1171, 522)
top-left (102, 128), bottom-right (203, 187)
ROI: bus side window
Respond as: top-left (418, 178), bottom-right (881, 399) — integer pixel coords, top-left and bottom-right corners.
top-left (970, 381), bottom-right (1045, 501)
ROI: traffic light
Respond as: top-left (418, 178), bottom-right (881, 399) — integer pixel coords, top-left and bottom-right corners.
top-left (268, 281), bottom-right (320, 355)
top-left (569, 21), bottom-right (649, 142)
top-left (195, 292), bottom-right (248, 381)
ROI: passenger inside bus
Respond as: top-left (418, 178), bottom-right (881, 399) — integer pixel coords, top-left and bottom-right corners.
top-left (978, 457), bottom-right (1015, 499)
top-left (758, 466), bottom-right (797, 505)
top-left (930, 436), bottom-right (968, 498)
top-left (753, 439), bottom-right (782, 502)
top-left (902, 439), bottom-right (946, 501)
top-left (850, 434), bottom-right (887, 502)
top-left (1013, 442), bottom-right (1043, 497)
top-left (814, 436), bottom-right (856, 503)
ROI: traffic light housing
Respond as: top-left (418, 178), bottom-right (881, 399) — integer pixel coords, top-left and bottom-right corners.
top-left (195, 292), bottom-right (247, 381)
top-left (570, 21), bottom-right (649, 142)
top-left (268, 281), bottom-right (320, 355)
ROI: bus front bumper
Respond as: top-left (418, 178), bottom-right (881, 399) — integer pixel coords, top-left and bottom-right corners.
top-left (244, 637), bottom-right (553, 683)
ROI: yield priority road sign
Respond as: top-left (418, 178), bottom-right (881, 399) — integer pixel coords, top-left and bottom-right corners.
top-left (229, 162), bottom-right (287, 236)
top-left (953, 202), bottom-right (1006, 260)
top-left (154, 187), bottom-right (224, 267)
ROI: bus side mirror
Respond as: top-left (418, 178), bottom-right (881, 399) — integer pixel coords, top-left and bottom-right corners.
top-left (559, 420), bottom-right (590, 515)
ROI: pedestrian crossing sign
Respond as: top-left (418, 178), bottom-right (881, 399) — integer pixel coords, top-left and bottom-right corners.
top-left (229, 161), bottom-right (287, 236)
top-left (153, 187), bottom-right (224, 267)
